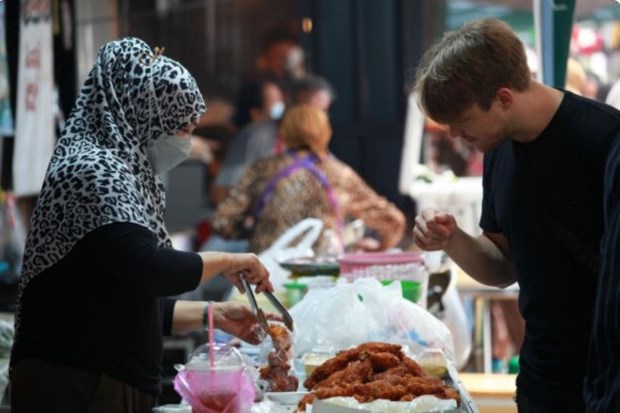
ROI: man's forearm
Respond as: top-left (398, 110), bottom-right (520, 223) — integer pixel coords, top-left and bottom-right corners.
top-left (445, 229), bottom-right (516, 288)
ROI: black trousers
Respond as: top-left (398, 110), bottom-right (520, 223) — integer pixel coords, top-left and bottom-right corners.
top-left (10, 359), bottom-right (156, 413)
top-left (517, 392), bottom-right (585, 413)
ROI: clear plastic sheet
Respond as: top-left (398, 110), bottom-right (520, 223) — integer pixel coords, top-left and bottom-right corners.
top-left (289, 278), bottom-right (455, 363)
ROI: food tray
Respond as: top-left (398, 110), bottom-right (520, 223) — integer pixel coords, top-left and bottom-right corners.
top-left (293, 362), bottom-right (479, 413)
top-left (278, 256), bottom-right (340, 276)
top-left (443, 363), bottom-right (479, 413)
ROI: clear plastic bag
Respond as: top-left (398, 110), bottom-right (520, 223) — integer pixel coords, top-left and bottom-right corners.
top-left (289, 278), bottom-right (456, 363)
top-left (258, 218), bottom-right (323, 290)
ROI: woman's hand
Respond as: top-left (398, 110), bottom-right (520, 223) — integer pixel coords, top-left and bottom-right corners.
top-left (213, 302), bottom-right (281, 345)
top-left (199, 252), bottom-right (273, 294)
top-left (221, 253), bottom-right (273, 294)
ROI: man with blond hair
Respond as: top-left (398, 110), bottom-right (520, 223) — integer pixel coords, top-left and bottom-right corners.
top-left (412, 18), bottom-right (620, 413)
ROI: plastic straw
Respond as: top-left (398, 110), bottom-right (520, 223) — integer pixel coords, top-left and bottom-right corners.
top-left (208, 301), bottom-right (215, 369)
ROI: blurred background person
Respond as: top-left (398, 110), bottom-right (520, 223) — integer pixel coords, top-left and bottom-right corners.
top-left (188, 94), bottom-right (237, 178)
top-left (565, 57), bottom-right (587, 95)
top-left (583, 71), bottom-right (602, 100)
top-left (254, 22), bottom-right (306, 102)
top-left (211, 80), bottom-right (285, 206)
top-left (291, 74), bottom-right (335, 113)
top-left (212, 104), bottom-right (405, 255)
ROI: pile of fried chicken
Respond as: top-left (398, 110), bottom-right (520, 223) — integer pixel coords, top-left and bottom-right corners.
top-left (260, 323), bottom-right (299, 392)
top-left (297, 342), bottom-right (460, 412)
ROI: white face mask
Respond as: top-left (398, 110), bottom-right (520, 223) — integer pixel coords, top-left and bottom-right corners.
top-left (147, 133), bottom-right (191, 175)
top-left (270, 101), bottom-right (285, 120)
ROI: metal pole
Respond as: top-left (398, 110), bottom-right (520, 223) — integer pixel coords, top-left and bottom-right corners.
top-left (534, 0), bottom-right (556, 86)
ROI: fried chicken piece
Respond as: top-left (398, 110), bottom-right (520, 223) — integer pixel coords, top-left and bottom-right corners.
top-left (272, 371), bottom-right (299, 392)
top-left (313, 359), bottom-right (373, 389)
top-left (260, 365), bottom-right (299, 392)
top-left (296, 393), bottom-right (315, 412)
top-left (314, 383), bottom-right (359, 399)
top-left (298, 342), bottom-right (460, 412)
top-left (269, 324), bottom-right (292, 352)
top-left (372, 365), bottom-right (410, 381)
top-left (267, 351), bottom-right (290, 369)
top-left (356, 342), bottom-right (404, 358)
top-left (368, 352), bottom-right (401, 372)
top-left (310, 381), bottom-right (407, 403)
top-left (373, 375), bottom-right (460, 403)
top-left (304, 351), bottom-right (362, 389)
top-left (261, 323), bottom-right (297, 392)
top-left (305, 342), bottom-right (404, 389)
top-left (402, 356), bottom-right (429, 377)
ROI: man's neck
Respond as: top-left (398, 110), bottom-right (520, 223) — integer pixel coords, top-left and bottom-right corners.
top-left (510, 82), bottom-right (564, 143)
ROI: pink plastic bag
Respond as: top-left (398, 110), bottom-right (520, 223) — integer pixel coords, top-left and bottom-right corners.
top-left (173, 368), bottom-right (255, 413)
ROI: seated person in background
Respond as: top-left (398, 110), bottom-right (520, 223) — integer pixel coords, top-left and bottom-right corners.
top-left (269, 74), bottom-right (336, 154)
top-left (212, 104), bottom-right (406, 254)
top-left (292, 74), bottom-right (335, 113)
top-left (255, 21), bottom-right (306, 103)
top-left (211, 80), bottom-right (285, 206)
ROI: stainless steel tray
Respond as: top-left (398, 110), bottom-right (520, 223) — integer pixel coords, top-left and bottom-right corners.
top-left (445, 362), bottom-right (479, 413)
top-left (295, 361), bottom-right (479, 413)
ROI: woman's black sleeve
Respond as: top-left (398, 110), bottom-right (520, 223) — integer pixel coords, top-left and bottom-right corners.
top-left (161, 298), bottom-right (177, 336)
top-left (85, 222), bottom-right (203, 297)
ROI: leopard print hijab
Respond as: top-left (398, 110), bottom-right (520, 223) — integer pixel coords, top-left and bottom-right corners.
top-left (15, 37), bottom-right (205, 331)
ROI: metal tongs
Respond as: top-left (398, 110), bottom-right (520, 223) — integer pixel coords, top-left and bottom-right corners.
top-left (239, 273), bottom-right (295, 333)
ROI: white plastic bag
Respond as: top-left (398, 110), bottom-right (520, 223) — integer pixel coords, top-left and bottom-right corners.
top-left (289, 278), bottom-right (455, 363)
top-left (258, 218), bottom-right (323, 290)
top-left (439, 270), bottom-right (472, 370)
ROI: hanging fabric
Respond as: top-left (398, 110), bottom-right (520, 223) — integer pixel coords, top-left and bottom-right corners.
top-left (0, 1), bottom-right (14, 137)
top-left (13, 0), bottom-right (55, 197)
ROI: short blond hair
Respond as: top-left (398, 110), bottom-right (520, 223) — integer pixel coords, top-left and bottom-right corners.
top-left (280, 104), bottom-right (332, 156)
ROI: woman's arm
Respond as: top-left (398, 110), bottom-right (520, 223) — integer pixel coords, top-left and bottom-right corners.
top-left (169, 300), bottom-right (276, 345)
top-left (336, 164), bottom-right (406, 249)
top-left (197, 251), bottom-right (272, 293)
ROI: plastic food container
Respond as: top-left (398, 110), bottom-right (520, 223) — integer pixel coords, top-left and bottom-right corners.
top-left (173, 343), bottom-right (255, 413)
top-left (339, 252), bottom-right (429, 307)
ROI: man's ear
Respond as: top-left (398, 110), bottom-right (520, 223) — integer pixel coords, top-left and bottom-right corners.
top-left (496, 87), bottom-right (514, 109)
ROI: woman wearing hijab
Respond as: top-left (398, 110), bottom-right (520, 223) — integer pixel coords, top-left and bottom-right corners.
top-left (9, 38), bottom-right (273, 412)
top-left (213, 104), bottom-right (406, 254)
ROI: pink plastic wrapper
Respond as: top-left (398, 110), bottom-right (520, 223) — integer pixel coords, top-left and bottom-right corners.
top-left (173, 368), bottom-right (255, 413)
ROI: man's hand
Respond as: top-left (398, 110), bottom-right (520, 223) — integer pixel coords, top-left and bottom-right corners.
top-left (413, 208), bottom-right (458, 251)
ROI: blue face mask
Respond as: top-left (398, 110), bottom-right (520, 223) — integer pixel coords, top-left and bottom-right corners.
top-left (270, 102), bottom-right (285, 120)
top-left (147, 133), bottom-right (191, 175)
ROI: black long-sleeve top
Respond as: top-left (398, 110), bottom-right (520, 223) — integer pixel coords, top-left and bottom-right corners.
top-left (11, 222), bottom-right (202, 395)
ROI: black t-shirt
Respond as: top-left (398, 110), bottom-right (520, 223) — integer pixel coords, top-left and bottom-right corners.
top-left (481, 91), bottom-right (620, 408)
top-left (585, 136), bottom-right (620, 412)
top-left (11, 222), bottom-right (202, 395)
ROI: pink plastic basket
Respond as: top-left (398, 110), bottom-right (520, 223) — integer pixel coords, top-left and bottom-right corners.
top-left (338, 252), bottom-right (424, 278)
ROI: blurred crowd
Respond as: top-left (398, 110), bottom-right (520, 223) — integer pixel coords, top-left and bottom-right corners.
top-left (184, 23), bottom-right (405, 266)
